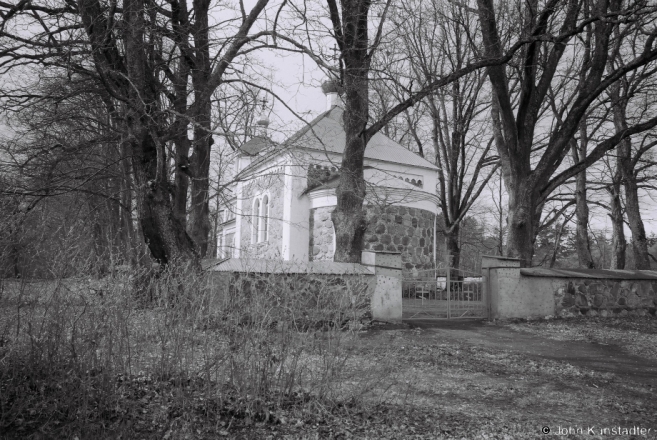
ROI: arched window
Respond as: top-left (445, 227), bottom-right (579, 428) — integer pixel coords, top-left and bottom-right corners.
top-left (252, 198), bottom-right (260, 243)
top-left (260, 195), bottom-right (269, 242)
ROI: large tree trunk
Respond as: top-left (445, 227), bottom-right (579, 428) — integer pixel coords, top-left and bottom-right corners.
top-left (444, 225), bottom-right (462, 286)
top-left (129, 134), bottom-right (198, 265)
top-left (188, 116), bottom-right (212, 257)
top-left (120, 147), bottom-right (137, 265)
top-left (572, 130), bottom-right (595, 268)
top-left (445, 225), bottom-right (461, 270)
top-left (172, 134), bottom-right (191, 230)
top-left (608, 171), bottom-right (626, 269)
top-left (123, 0), bottom-right (198, 266)
top-left (622, 160), bottom-right (651, 269)
top-left (188, 0), bottom-right (213, 257)
top-left (574, 171), bottom-right (594, 268)
top-left (503, 174), bottom-right (538, 267)
top-left (611, 84), bottom-right (651, 269)
top-left (329, 0), bottom-right (371, 263)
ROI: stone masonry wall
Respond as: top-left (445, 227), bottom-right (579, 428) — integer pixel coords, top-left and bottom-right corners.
top-left (363, 205), bottom-right (435, 276)
top-left (210, 270), bottom-right (374, 324)
top-left (555, 279), bottom-right (657, 318)
top-left (307, 205), bottom-right (435, 277)
top-left (309, 207), bottom-right (335, 261)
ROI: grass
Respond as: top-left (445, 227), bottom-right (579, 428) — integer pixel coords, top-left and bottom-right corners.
top-left (1, 272), bottom-right (657, 439)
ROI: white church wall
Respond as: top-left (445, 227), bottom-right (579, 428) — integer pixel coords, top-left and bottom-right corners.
top-left (282, 163), bottom-right (311, 261)
top-left (239, 168), bottom-right (285, 259)
top-left (365, 160), bottom-right (437, 194)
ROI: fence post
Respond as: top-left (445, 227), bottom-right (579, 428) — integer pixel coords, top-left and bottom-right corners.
top-left (481, 255), bottom-right (521, 320)
top-left (361, 251), bottom-right (402, 322)
top-left (446, 252), bottom-right (451, 319)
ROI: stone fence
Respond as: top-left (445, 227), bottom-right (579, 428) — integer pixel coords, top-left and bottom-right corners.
top-left (483, 256), bottom-right (657, 319)
top-left (205, 251), bottom-right (402, 322)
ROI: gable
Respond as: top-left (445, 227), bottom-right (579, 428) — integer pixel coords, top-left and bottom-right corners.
top-left (285, 106), bottom-right (438, 171)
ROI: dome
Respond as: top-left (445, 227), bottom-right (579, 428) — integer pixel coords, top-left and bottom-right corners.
top-left (321, 79), bottom-right (344, 95)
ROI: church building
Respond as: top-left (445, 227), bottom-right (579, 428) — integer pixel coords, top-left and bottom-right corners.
top-left (216, 82), bottom-right (440, 276)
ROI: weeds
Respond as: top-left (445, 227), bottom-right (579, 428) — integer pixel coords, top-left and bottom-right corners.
top-left (0, 261), bottom-right (379, 438)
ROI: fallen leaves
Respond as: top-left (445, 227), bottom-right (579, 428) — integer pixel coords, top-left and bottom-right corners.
top-left (507, 316), bottom-right (657, 360)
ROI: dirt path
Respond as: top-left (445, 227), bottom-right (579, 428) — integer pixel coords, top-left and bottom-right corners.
top-left (405, 319), bottom-right (657, 385)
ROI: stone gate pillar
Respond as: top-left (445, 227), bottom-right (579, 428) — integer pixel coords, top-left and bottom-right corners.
top-left (362, 251), bottom-right (402, 321)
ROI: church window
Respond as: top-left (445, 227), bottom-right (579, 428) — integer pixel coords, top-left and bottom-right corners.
top-left (252, 198), bottom-right (260, 243)
top-left (225, 233), bottom-right (234, 258)
top-left (252, 193), bottom-right (271, 243)
top-left (260, 195), bottom-right (269, 242)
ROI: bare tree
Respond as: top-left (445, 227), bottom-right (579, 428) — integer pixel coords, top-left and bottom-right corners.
top-left (310, 0), bottom-right (530, 262)
top-left (477, 0), bottom-right (657, 266)
top-left (0, 0), bottom-right (272, 266)
top-left (371, 0), bottom-right (499, 269)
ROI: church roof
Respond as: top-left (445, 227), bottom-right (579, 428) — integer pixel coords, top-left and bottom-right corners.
top-left (284, 106), bottom-right (438, 170)
top-left (240, 136), bottom-right (270, 156)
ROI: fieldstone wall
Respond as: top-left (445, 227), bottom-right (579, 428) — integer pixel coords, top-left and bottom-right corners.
top-left (363, 205), bottom-right (435, 276)
top-left (309, 207), bottom-right (335, 261)
top-left (307, 205), bottom-right (435, 276)
top-left (555, 279), bottom-right (657, 318)
top-left (240, 171), bottom-right (285, 258)
top-left (209, 270), bottom-right (374, 325)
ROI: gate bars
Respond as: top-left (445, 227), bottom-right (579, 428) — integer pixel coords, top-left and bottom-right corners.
top-left (402, 258), bottom-right (487, 320)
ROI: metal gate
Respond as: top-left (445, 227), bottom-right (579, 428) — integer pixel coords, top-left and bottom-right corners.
top-left (402, 267), bottom-right (487, 319)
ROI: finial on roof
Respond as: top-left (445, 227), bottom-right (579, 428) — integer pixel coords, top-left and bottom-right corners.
top-left (321, 79), bottom-right (344, 110)
top-left (321, 79), bottom-right (344, 95)
top-left (255, 97), bottom-right (270, 134)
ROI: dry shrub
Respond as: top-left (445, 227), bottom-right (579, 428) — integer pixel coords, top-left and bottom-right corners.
top-left (0, 258), bottom-right (382, 437)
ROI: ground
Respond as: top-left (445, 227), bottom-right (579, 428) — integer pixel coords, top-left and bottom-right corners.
top-left (3, 314), bottom-right (657, 439)
top-left (243, 317), bottom-right (657, 440)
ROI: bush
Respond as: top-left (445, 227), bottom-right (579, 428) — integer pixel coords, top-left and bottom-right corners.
top-left (0, 262), bottom-right (373, 437)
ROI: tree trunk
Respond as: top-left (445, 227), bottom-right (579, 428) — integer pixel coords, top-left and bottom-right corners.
top-left (188, 0), bottom-right (213, 257)
top-left (77, 0), bottom-right (199, 268)
top-left (497, 170), bottom-right (504, 255)
top-left (549, 217), bottom-right (568, 268)
top-left (608, 173), bottom-right (626, 269)
top-left (444, 225), bottom-right (462, 284)
top-left (188, 118), bottom-right (212, 257)
top-left (120, 139), bottom-right (137, 265)
top-left (623, 164), bottom-right (651, 269)
top-left (572, 131), bottom-right (595, 268)
top-left (123, 0), bottom-right (198, 266)
top-left (329, 0), bottom-right (371, 263)
top-left (129, 135), bottom-right (198, 265)
top-left (574, 172), bottom-right (594, 268)
top-left (503, 176), bottom-right (537, 267)
top-left (611, 85), bottom-right (651, 269)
